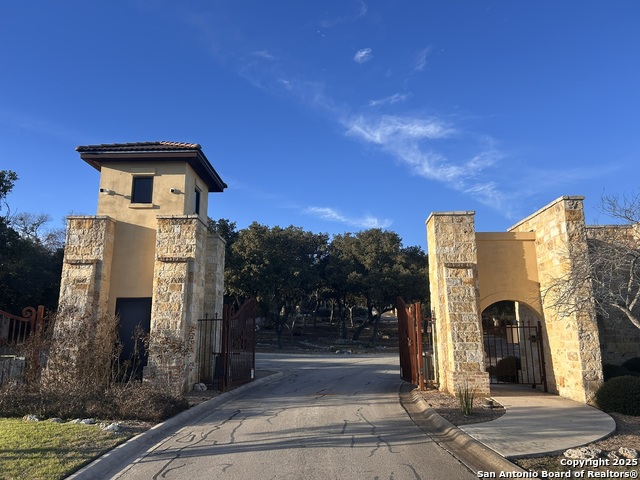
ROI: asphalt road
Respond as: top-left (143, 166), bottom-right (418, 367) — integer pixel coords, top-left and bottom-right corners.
top-left (112, 353), bottom-right (475, 480)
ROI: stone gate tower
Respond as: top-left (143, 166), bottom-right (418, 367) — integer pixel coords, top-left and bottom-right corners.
top-left (58, 142), bottom-right (227, 391)
top-left (426, 197), bottom-right (605, 404)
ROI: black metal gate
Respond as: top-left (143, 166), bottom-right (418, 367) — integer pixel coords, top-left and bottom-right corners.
top-left (483, 322), bottom-right (547, 391)
top-left (197, 298), bottom-right (257, 391)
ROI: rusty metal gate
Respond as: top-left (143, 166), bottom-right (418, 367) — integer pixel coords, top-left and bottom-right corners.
top-left (483, 322), bottom-right (547, 391)
top-left (197, 298), bottom-right (257, 391)
top-left (0, 306), bottom-right (50, 385)
top-left (397, 297), bottom-right (426, 390)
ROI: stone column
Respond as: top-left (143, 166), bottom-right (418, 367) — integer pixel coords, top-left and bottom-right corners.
top-left (510, 197), bottom-right (603, 403)
top-left (426, 212), bottom-right (489, 397)
top-left (54, 216), bottom-right (116, 380)
top-left (58, 216), bottom-right (115, 321)
top-left (146, 215), bottom-right (207, 391)
top-left (204, 234), bottom-right (226, 320)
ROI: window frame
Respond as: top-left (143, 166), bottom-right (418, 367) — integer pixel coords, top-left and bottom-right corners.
top-left (194, 187), bottom-right (201, 215)
top-left (131, 176), bottom-right (154, 204)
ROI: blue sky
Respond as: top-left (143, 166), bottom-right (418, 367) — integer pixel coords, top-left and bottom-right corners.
top-left (1, 1), bottom-right (639, 249)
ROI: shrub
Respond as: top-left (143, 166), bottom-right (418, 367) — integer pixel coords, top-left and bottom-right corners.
top-left (105, 384), bottom-right (189, 421)
top-left (595, 376), bottom-right (640, 416)
top-left (603, 363), bottom-right (632, 381)
top-left (0, 382), bottom-right (189, 421)
top-left (0, 308), bottom-right (189, 422)
top-left (622, 357), bottom-right (640, 373)
top-left (494, 356), bottom-right (521, 383)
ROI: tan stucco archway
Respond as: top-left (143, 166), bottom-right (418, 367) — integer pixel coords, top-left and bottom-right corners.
top-left (426, 197), bottom-right (604, 404)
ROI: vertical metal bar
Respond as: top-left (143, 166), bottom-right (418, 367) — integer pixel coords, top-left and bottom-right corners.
top-left (537, 321), bottom-right (548, 392)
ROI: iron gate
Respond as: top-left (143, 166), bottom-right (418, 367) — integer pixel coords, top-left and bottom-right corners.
top-left (0, 306), bottom-right (50, 385)
top-left (397, 297), bottom-right (427, 390)
top-left (483, 322), bottom-right (547, 391)
top-left (197, 298), bottom-right (257, 391)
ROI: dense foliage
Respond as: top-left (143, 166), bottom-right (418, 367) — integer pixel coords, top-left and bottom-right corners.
top-left (210, 218), bottom-right (430, 346)
top-left (595, 376), bottom-right (640, 416)
top-left (0, 171), bottom-right (64, 313)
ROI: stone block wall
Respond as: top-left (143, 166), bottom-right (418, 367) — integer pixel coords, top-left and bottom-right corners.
top-left (58, 216), bottom-right (115, 321)
top-left (426, 212), bottom-right (490, 397)
top-left (147, 215), bottom-right (208, 391)
top-left (509, 197), bottom-right (603, 403)
top-left (204, 234), bottom-right (226, 320)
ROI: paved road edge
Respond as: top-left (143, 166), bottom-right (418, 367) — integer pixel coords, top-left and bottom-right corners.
top-left (399, 385), bottom-right (526, 476)
top-left (66, 372), bottom-right (286, 480)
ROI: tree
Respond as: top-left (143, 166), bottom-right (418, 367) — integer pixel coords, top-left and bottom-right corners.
top-left (0, 170), bottom-right (64, 313)
top-left (328, 229), bottom-right (429, 343)
top-left (0, 170), bottom-right (18, 217)
top-left (228, 223), bottom-right (328, 347)
top-left (545, 192), bottom-right (640, 331)
top-left (323, 233), bottom-right (362, 338)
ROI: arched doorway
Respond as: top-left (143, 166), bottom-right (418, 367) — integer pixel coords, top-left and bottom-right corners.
top-left (481, 300), bottom-right (547, 390)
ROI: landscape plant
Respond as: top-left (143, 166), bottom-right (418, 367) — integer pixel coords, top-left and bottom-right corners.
top-left (455, 382), bottom-right (476, 416)
top-left (594, 375), bottom-right (640, 416)
top-left (0, 308), bottom-right (189, 422)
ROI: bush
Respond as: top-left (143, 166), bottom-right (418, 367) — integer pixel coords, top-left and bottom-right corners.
top-left (494, 356), bottom-right (521, 383)
top-left (622, 357), bottom-right (640, 373)
top-left (0, 308), bottom-right (189, 422)
top-left (595, 376), bottom-right (640, 416)
top-left (0, 382), bottom-right (189, 421)
top-left (603, 363), bottom-right (631, 381)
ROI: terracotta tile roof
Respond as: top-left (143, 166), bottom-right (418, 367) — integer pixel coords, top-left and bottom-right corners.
top-left (76, 141), bottom-right (201, 153)
top-left (76, 141), bottom-right (226, 192)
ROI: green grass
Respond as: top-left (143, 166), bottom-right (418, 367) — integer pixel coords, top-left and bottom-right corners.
top-left (0, 418), bottom-right (129, 480)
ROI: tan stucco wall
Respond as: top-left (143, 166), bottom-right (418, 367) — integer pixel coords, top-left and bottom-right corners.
top-left (59, 150), bottom-right (226, 392)
top-left (476, 232), bottom-right (542, 316)
top-left (95, 162), bottom-right (210, 314)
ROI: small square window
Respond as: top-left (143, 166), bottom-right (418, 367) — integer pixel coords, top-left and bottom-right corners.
top-left (194, 188), bottom-right (201, 215)
top-left (132, 176), bottom-right (153, 204)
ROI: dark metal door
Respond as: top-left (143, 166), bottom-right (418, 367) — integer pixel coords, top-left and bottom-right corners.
top-left (115, 297), bottom-right (151, 381)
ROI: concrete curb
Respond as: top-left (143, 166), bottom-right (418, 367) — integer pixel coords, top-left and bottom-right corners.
top-left (66, 372), bottom-right (286, 480)
top-left (399, 385), bottom-right (526, 475)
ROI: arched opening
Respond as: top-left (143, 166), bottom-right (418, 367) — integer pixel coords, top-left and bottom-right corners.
top-left (481, 300), bottom-right (547, 390)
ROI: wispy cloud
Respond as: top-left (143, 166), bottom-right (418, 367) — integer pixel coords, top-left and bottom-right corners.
top-left (182, 6), bottom-right (515, 212)
top-left (354, 48), bottom-right (373, 64)
top-left (368, 92), bottom-right (411, 107)
top-left (414, 46), bottom-right (432, 71)
top-left (320, 0), bottom-right (368, 28)
top-left (252, 50), bottom-right (276, 60)
top-left (346, 115), bottom-right (455, 144)
top-left (343, 113), bottom-right (509, 207)
top-left (305, 206), bottom-right (392, 229)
